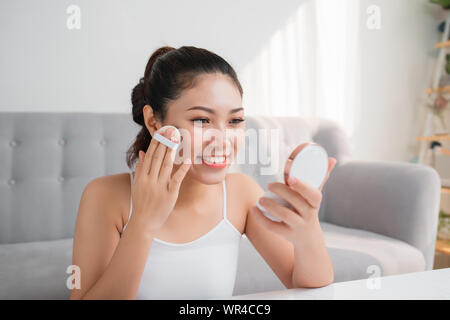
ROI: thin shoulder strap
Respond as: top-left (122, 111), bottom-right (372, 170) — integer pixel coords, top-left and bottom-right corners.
top-left (122, 172), bottom-right (134, 234)
top-left (222, 179), bottom-right (227, 220)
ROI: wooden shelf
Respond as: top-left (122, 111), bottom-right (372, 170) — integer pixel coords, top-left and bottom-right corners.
top-left (416, 134), bottom-right (450, 141)
top-left (440, 147), bottom-right (450, 156)
top-left (436, 239), bottom-right (450, 255)
top-left (435, 40), bottom-right (450, 49)
top-left (425, 85), bottom-right (450, 94)
top-left (442, 186), bottom-right (450, 195)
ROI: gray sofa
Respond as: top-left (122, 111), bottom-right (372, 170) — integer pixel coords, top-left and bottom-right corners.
top-left (0, 112), bottom-right (441, 299)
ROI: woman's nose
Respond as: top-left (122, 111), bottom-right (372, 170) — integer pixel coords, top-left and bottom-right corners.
top-left (204, 134), bottom-right (233, 155)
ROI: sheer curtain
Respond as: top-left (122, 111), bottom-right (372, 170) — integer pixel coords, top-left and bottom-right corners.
top-left (240, 0), bottom-right (360, 137)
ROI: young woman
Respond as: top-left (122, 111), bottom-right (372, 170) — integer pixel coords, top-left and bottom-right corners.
top-left (69, 46), bottom-right (337, 300)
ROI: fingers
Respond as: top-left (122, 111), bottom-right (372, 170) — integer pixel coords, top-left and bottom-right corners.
top-left (285, 157), bottom-right (336, 208)
top-left (159, 137), bottom-right (179, 182)
top-left (142, 130), bottom-right (162, 176)
top-left (149, 128), bottom-right (174, 181)
top-left (135, 150), bottom-right (145, 179)
top-left (258, 197), bottom-right (300, 226)
top-left (268, 182), bottom-right (310, 217)
top-left (168, 160), bottom-right (191, 193)
top-left (286, 177), bottom-right (322, 209)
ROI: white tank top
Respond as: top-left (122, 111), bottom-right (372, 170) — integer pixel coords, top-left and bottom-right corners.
top-left (120, 172), bottom-right (242, 299)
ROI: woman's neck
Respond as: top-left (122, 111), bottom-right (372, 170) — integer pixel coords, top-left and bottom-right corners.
top-left (174, 173), bottom-right (222, 214)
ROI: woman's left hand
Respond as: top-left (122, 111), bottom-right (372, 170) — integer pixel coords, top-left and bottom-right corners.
top-left (251, 157), bottom-right (337, 246)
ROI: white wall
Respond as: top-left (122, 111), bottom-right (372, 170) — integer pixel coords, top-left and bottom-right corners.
top-left (0, 0), bottom-right (446, 163)
top-left (357, 0), bottom-right (444, 162)
top-left (0, 0), bottom-right (301, 112)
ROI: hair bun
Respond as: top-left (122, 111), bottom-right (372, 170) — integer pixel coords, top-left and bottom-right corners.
top-left (131, 78), bottom-right (146, 125)
top-left (132, 47), bottom-right (176, 127)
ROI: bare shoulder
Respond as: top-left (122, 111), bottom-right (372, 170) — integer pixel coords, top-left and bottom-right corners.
top-left (70, 172), bottom-right (131, 299)
top-left (225, 172), bottom-right (265, 213)
top-left (80, 173), bottom-right (132, 232)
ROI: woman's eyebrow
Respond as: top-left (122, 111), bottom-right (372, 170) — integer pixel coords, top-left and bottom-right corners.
top-left (186, 106), bottom-right (244, 114)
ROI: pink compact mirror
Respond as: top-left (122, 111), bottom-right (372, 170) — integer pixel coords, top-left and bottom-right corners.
top-left (256, 142), bottom-right (329, 222)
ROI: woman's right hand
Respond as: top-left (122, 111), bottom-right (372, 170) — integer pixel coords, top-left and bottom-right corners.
top-left (130, 127), bottom-right (191, 235)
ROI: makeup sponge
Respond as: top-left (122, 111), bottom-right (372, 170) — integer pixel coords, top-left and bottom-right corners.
top-left (153, 125), bottom-right (181, 150)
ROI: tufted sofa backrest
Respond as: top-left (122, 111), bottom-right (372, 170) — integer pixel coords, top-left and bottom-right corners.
top-left (0, 112), bottom-right (352, 244)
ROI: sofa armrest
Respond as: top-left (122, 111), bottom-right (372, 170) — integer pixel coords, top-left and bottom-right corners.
top-left (321, 160), bottom-right (441, 270)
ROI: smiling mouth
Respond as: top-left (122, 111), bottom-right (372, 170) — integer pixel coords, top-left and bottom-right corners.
top-left (196, 155), bottom-right (229, 168)
top-left (203, 155), bottom-right (226, 163)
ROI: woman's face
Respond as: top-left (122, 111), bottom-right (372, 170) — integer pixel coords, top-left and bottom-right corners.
top-left (163, 72), bottom-right (245, 185)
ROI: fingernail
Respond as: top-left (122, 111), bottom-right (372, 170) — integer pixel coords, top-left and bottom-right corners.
top-left (166, 128), bottom-right (174, 138)
top-left (288, 177), bottom-right (297, 185)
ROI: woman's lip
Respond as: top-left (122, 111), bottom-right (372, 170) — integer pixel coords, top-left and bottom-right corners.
top-left (202, 158), bottom-right (227, 168)
top-left (197, 155), bottom-right (230, 160)
top-left (199, 156), bottom-right (228, 168)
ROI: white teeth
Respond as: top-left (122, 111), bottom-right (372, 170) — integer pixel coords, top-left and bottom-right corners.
top-left (203, 156), bottom-right (226, 164)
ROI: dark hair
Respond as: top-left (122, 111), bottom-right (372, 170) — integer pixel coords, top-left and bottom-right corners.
top-left (126, 45), bottom-right (244, 169)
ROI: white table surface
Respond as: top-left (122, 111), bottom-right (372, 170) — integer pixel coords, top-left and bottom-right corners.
top-left (230, 268), bottom-right (450, 300)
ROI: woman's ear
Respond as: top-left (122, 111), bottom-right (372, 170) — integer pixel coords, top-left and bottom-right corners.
top-left (143, 105), bottom-right (161, 136)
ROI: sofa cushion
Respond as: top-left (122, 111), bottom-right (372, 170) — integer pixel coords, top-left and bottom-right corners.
top-left (232, 222), bottom-right (426, 296)
top-left (0, 238), bottom-right (73, 299)
top-left (321, 222), bottom-right (426, 279)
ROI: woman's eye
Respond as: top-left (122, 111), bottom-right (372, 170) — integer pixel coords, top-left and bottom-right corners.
top-left (192, 118), bottom-right (210, 124)
top-left (191, 118), bottom-right (245, 125)
top-left (230, 118), bottom-right (245, 124)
